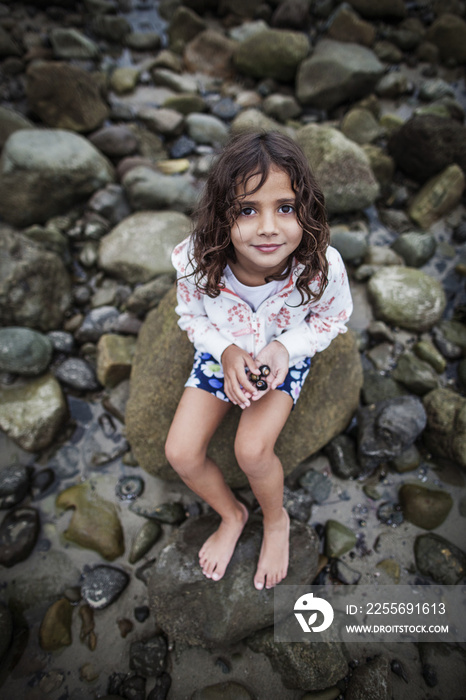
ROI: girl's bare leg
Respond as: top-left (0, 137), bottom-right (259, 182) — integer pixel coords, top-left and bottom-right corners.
top-left (235, 390), bottom-right (293, 590)
top-left (165, 388), bottom-right (248, 581)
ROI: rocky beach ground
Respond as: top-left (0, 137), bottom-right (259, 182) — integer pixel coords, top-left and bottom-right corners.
top-left (1, 0), bottom-right (466, 698)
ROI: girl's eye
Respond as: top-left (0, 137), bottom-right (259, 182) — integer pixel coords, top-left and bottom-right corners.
top-left (279, 204), bottom-right (295, 214)
top-left (241, 207), bottom-right (256, 216)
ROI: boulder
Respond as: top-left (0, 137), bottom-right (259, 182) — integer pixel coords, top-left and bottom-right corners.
top-left (296, 123), bottom-right (379, 215)
top-left (0, 327), bottom-right (53, 375)
top-left (234, 28), bottom-right (309, 82)
top-left (414, 533), bottom-right (466, 584)
top-left (367, 266), bottom-right (446, 332)
top-left (98, 211), bottom-right (191, 284)
top-left (0, 228), bottom-right (72, 331)
top-left (409, 164), bottom-right (465, 230)
top-left (296, 39), bottom-right (384, 111)
top-left (388, 114), bottom-right (466, 183)
top-left (149, 513), bottom-right (319, 646)
top-left (425, 13), bottom-right (466, 64)
top-left (0, 374), bottom-right (68, 452)
top-left (0, 129), bottom-right (114, 228)
top-left (422, 388), bottom-right (466, 469)
top-left (327, 5), bottom-right (376, 46)
top-left (122, 167), bottom-right (198, 214)
top-left (125, 287), bottom-right (362, 488)
top-left (184, 29), bottom-right (236, 78)
top-left (0, 106), bottom-right (33, 149)
top-left (346, 0), bottom-right (406, 19)
top-left (49, 28), bottom-right (100, 60)
top-left (26, 61), bottom-right (109, 132)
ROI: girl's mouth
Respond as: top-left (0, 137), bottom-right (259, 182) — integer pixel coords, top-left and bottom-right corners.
top-left (253, 244), bottom-right (283, 253)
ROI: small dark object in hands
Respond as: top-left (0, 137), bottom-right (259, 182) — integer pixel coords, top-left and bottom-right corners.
top-left (248, 364), bottom-right (271, 391)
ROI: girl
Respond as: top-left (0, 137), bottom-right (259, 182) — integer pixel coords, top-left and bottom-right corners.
top-left (165, 131), bottom-right (352, 591)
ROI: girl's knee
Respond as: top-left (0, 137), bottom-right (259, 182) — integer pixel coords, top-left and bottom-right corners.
top-left (165, 436), bottom-right (197, 476)
top-left (234, 434), bottom-right (272, 476)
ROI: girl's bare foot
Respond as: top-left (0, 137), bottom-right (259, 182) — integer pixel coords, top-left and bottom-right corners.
top-left (254, 508), bottom-right (290, 591)
top-left (199, 502), bottom-right (249, 581)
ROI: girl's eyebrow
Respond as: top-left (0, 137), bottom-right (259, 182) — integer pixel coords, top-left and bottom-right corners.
top-left (239, 196), bottom-right (296, 206)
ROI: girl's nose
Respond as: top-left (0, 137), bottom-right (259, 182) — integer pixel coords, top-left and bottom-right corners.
top-left (257, 210), bottom-right (277, 235)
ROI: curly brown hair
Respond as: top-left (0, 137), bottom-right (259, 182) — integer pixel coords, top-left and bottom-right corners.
top-left (187, 130), bottom-right (330, 305)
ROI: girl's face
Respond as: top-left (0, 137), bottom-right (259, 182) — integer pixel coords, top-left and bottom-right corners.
top-left (229, 166), bottom-right (303, 286)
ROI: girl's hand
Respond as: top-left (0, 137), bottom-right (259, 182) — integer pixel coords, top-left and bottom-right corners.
top-left (221, 345), bottom-right (261, 409)
top-left (252, 341), bottom-right (289, 399)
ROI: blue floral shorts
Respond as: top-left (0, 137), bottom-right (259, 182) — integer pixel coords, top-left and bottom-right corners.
top-left (185, 350), bottom-right (311, 406)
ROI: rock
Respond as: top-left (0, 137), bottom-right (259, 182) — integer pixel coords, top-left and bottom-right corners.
top-left (56, 482), bottom-right (124, 560)
top-left (357, 396), bottom-right (427, 473)
top-left (39, 598), bottom-right (73, 651)
top-left (436, 319), bottom-right (466, 354)
top-left (0, 465), bottom-right (29, 509)
top-left (96, 334), bottom-right (136, 389)
top-left (126, 287), bottom-right (362, 487)
top-left (0, 327), bottom-right (53, 376)
top-left (89, 125), bottom-right (139, 158)
top-left (129, 500), bottom-right (186, 524)
top-left (88, 184), bottom-right (131, 227)
top-left (346, 655), bottom-right (392, 700)
top-left (191, 682), bottom-right (254, 700)
top-left (415, 533), bottom-right (466, 584)
top-left (271, 0), bottom-right (311, 30)
top-left (5, 549), bottom-right (80, 610)
top-left (388, 115), bottom-right (466, 183)
top-left (234, 28), bottom-right (309, 82)
top-left (138, 107), bottom-right (184, 137)
top-left (296, 39), bottom-right (384, 111)
top-left (247, 623), bottom-right (348, 691)
top-left (0, 507), bottom-right (39, 567)
top-left (299, 469), bottom-right (332, 503)
top-left (231, 108), bottom-right (291, 137)
top-left (263, 93), bottom-right (302, 122)
top-left (422, 388), bottom-right (466, 469)
top-left (296, 123), bottom-right (379, 215)
top-left (425, 13), bottom-right (466, 64)
top-left (26, 61), bottom-right (109, 132)
top-left (362, 144), bottom-right (395, 186)
top-left (346, 0), bottom-right (406, 19)
top-left (129, 635), bottom-right (167, 677)
top-left (122, 167), bottom-right (198, 214)
top-left (391, 231), bottom-right (436, 267)
top-left (126, 275), bottom-right (174, 315)
top-left (419, 78), bottom-right (455, 102)
top-left (409, 164), bottom-right (465, 230)
top-left (152, 67), bottom-right (198, 94)
top-left (340, 107), bottom-right (384, 144)
top-left (327, 4), bottom-right (376, 46)
top-left (0, 105), bottom-right (33, 149)
top-left (367, 266), bottom-right (446, 332)
top-left (184, 29), bottom-right (236, 78)
top-left (362, 369), bottom-right (406, 405)
top-left (53, 358), bottom-right (100, 392)
top-left (149, 515), bottom-right (319, 646)
top-left (98, 212), bottom-right (190, 284)
top-left (330, 226), bottom-right (368, 263)
top-left (74, 306), bottom-right (120, 344)
top-left (413, 340), bottom-right (446, 374)
top-left (81, 565), bottom-right (130, 609)
top-left (375, 71), bottom-right (411, 98)
top-left (168, 5), bottom-right (206, 51)
top-left (325, 519), bottom-right (357, 558)
top-left (185, 113), bottom-right (229, 146)
top-left (399, 483), bottom-right (453, 530)
top-left (90, 14), bottom-right (131, 43)
top-left (0, 129), bottom-right (114, 228)
top-left (283, 485), bottom-right (313, 522)
top-left (0, 374), bottom-right (67, 452)
top-left (126, 31), bottom-right (161, 52)
top-left (49, 28), bottom-right (100, 60)
top-left (325, 434), bottom-right (361, 479)
top-left (0, 603), bottom-right (13, 663)
top-left (392, 352), bottom-right (439, 395)
top-left (110, 66), bottom-right (140, 95)
top-left (0, 26), bottom-right (21, 57)
top-left (129, 520), bottom-right (162, 564)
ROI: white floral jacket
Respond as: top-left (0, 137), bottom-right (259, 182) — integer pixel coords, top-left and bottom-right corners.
top-left (171, 236), bottom-right (353, 366)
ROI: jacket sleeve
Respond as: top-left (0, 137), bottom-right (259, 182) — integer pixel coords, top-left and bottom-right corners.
top-left (276, 247), bottom-right (353, 364)
top-left (174, 273), bottom-right (233, 363)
